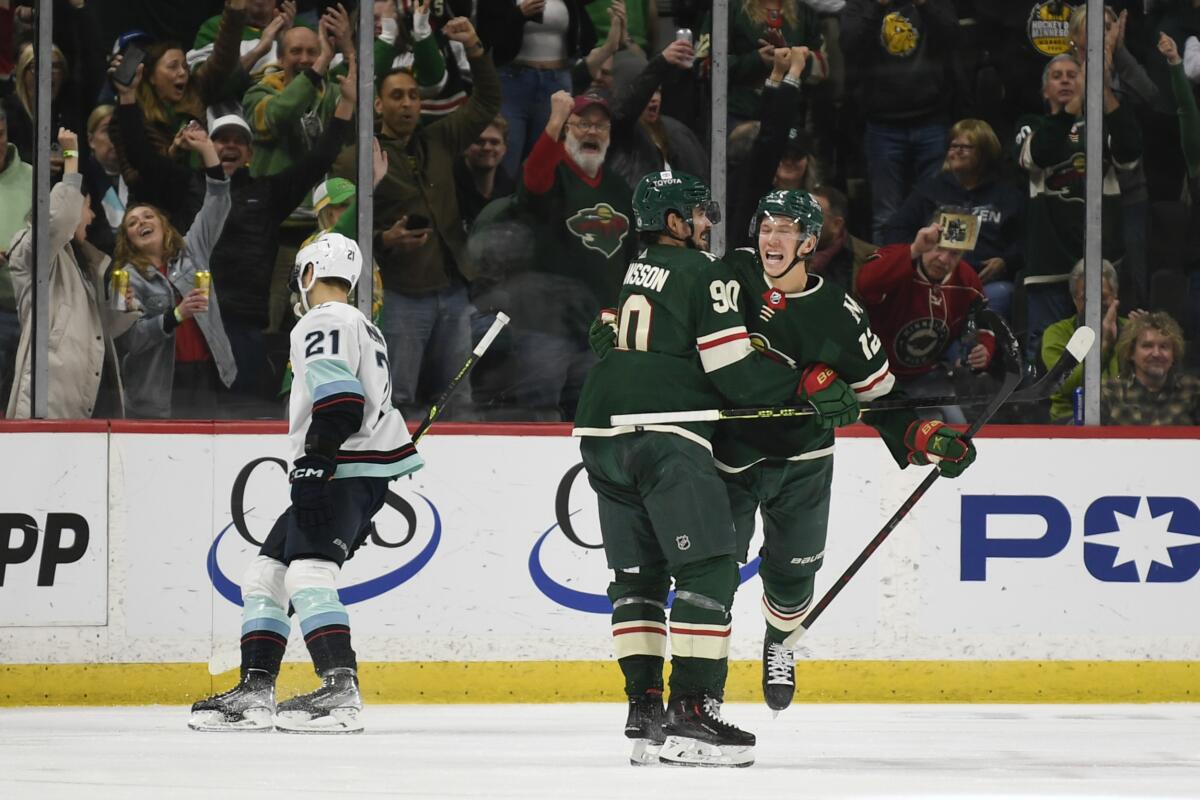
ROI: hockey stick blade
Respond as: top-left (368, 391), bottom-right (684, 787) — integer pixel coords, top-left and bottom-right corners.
top-left (1064, 324), bottom-right (1096, 363)
top-left (781, 331), bottom-right (1024, 651)
top-left (412, 312), bottom-right (510, 444)
top-left (609, 326), bottom-right (1097, 428)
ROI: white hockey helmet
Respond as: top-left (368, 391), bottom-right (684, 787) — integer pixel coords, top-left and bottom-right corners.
top-left (292, 232), bottom-right (362, 313)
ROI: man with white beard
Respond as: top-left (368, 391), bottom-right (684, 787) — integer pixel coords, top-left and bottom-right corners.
top-left (511, 90), bottom-right (637, 419)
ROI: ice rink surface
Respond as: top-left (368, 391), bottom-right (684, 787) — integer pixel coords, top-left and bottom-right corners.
top-left (1, 703), bottom-right (1197, 799)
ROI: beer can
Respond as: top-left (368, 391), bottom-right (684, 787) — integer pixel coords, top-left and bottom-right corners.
top-left (1072, 386), bottom-right (1084, 425)
top-left (194, 270), bottom-right (211, 298)
top-left (111, 268), bottom-right (128, 311)
top-left (675, 28), bottom-right (695, 68)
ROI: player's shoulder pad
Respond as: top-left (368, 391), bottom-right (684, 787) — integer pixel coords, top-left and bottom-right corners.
top-left (313, 301), bottom-right (361, 322)
top-left (291, 301), bottom-right (357, 340)
top-left (719, 247), bottom-right (757, 272)
top-left (696, 252), bottom-right (740, 279)
top-left (725, 247), bottom-right (755, 264)
top-left (814, 273), bottom-right (848, 303)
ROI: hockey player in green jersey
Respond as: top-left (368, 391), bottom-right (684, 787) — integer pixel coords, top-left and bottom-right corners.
top-left (573, 172), bottom-right (852, 767)
top-left (590, 189), bottom-right (981, 715)
top-left (719, 190), bottom-right (978, 712)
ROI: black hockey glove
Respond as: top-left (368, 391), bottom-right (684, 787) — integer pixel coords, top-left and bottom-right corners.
top-left (289, 453), bottom-right (336, 529)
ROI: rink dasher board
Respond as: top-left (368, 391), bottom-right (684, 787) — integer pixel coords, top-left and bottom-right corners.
top-left (0, 422), bottom-right (1198, 705)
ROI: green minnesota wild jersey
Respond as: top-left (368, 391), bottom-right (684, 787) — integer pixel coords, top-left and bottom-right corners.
top-left (714, 248), bottom-right (917, 472)
top-left (574, 244), bottom-right (799, 449)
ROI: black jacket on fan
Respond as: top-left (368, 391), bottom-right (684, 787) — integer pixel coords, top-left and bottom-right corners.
top-left (112, 103), bottom-right (348, 328)
top-left (839, 0), bottom-right (959, 123)
top-left (476, 0), bottom-right (596, 67)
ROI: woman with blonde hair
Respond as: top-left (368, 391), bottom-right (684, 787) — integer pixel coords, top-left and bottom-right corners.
top-left (1, 43), bottom-right (84, 172)
top-left (107, 1), bottom-right (246, 166)
top-left (114, 125), bottom-right (237, 419)
top-left (882, 117), bottom-right (1024, 319)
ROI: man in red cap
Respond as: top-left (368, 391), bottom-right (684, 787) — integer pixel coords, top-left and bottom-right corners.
top-left (512, 89), bottom-right (636, 419)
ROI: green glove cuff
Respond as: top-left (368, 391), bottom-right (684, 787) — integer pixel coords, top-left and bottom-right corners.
top-left (806, 379), bottom-right (860, 429)
top-left (588, 312), bottom-right (617, 358)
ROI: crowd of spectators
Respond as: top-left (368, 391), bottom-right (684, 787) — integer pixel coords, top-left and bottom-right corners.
top-left (0, 0), bottom-right (1197, 426)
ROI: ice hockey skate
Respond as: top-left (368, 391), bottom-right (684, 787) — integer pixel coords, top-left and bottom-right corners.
top-left (658, 694), bottom-right (755, 767)
top-left (624, 690), bottom-right (666, 766)
top-left (274, 667), bottom-right (364, 734)
top-left (762, 637), bottom-right (796, 712)
top-left (188, 669), bottom-right (276, 732)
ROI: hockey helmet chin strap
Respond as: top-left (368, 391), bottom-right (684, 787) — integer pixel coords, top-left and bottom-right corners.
top-left (293, 263), bottom-right (318, 317)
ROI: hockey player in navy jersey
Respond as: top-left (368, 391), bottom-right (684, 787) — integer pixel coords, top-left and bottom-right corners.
top-left (189, 233), bottom-right (424, 734)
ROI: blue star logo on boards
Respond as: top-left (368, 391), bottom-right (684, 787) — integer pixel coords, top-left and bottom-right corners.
top-left (960, 494), bottom-right (1200, 582)
top-left (1083, 497), bottom-right (1200, 583)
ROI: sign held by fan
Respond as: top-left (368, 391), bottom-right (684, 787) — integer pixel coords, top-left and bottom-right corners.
top-left (936, 208), bottom-right (980, 252)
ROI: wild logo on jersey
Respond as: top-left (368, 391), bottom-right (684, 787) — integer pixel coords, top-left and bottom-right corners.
top-left (880, 10), bottom-right (918, 57)
top-left (894, 317), bottom-right (950, 368)
top-left (749, 332), bottom-right (797, 368)
top-left (566, 203), bottom-right (631, 258)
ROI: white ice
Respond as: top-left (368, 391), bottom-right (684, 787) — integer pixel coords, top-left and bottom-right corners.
top-left (1, 703), bottom-right (1197, 799)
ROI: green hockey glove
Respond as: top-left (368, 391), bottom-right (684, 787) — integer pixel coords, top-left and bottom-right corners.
top-left (589, 308), bottom-right (618, 358)
top-left (903, 419), bottom-right (977, 478)
top-left (796, 362), bottom-right (860, 429)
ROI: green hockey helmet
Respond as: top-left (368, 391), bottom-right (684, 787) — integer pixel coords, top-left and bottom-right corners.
top-left (632, 171), bottom-right (721, 232)
top-left (751, 189), bottom-right (823, 241)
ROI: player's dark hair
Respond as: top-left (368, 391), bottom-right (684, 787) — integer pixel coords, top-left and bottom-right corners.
top-left (377, 66), bottom-right (416, 95)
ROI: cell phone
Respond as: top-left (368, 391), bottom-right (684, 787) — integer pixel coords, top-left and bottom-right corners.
top-left (675, 28), bottom-right (693, 46)
top-left (405, 214), bottom-right (431, 230)
top-left (112, 42), bottom-right (147, 88)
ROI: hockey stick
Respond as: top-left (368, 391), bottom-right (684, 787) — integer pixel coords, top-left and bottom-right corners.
top-left (780, 318), bottom-right (1094, 650)
top-left (609, 326), bottom-right (1096, 427)
top-left (411, 311), bottom-right (510, 444)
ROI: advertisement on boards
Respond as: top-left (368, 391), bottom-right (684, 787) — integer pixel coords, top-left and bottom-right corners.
top-left (0, 433), bottom-right (108, 627)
